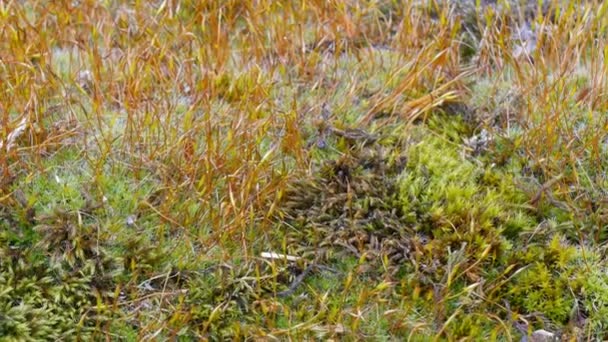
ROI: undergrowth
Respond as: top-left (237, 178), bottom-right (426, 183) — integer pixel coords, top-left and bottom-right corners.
top-left (2, 0), bottom-right (608, 340)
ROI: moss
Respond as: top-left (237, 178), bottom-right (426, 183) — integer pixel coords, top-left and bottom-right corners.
top-left (500, 234), bottom-right (608, 333)
top-left (397, 119), bottom-right (535, 287)
top-left (6, 1), bottom-right (608, 339)
top-left (580, 270), bottom-right (608, 337)
top-left (0, 147), bottom-right (173, 339)
top-left (0, 250), bottom-right (100, 340)
top-left (509, 261), bottom-right (575, 323)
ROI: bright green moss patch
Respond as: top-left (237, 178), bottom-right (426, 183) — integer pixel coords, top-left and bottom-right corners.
top-left (398, 118), bottom-right (534, 266)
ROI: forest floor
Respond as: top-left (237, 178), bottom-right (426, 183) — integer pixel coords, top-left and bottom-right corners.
top-left (2, 1), bottom-right (608, 340)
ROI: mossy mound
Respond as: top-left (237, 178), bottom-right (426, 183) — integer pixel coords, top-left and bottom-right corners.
top-left (279, 123), bottom-right (412, 271)
top-left (280, 115), bottom-right (531, 277)
top-left (276, 115), bottom-right (608, 339)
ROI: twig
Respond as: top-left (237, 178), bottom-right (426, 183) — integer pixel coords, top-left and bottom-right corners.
top-left (528, 173), bottom-right (563, 206)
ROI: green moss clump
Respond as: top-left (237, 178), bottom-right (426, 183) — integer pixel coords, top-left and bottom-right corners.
top-left (398, 120), bottom-right (533, 267)
top-left (580, 270), bottom-right (608, 336)
top-left (506, 236), bottom-right (578, 324)
top-left (0, 251), bottom-right (99, 340)
top-left (503, 235), bottom-right (608, 337)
